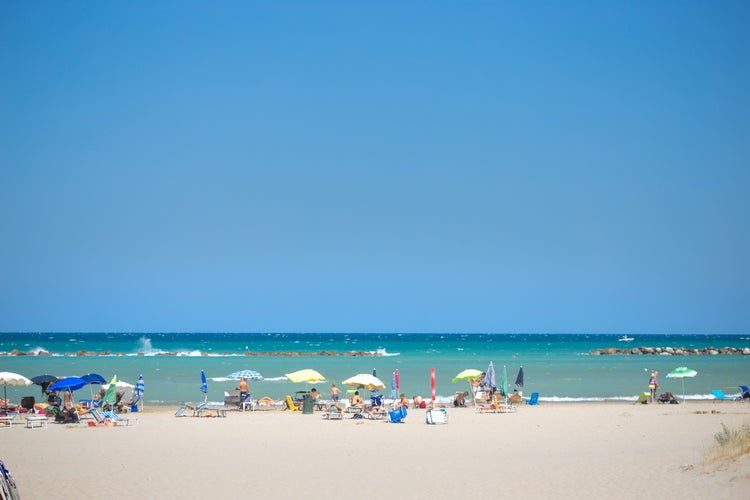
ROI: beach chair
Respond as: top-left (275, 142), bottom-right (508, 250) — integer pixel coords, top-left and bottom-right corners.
top-left (284, 395), bottom-right (300, 411)
top-left (388, 406), bottom-right (407, 423)
top-left (106, 409), bottom-right (137, 425)
top-left (634, 392), bottom-right (650, 404)
top-left (711, 390), bottom-right (736, 402)
top-left (175, 402), bottom-right (200, 417)
top-left (426, 408), bottom-right (448, 424)
top-left (321, 406), bottom-right (344, 420)
top-left (91, 408), bottom-right (136, 426)
top-left (526, 392), bottom-right (540, 406)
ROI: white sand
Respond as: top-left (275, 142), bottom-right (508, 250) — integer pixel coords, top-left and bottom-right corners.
top-left (3, 402), bottom-right (749, 499)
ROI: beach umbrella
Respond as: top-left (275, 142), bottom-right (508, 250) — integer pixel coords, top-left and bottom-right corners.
top-left (484, 362), bottom-right (496, 394)
top-left (285, 369), bottom-right (326, 392)
top-left (227, 370), bottom-right (264, 381)
top-left (0, 372), bottom-right (32, 413)
top-left (49, 376), bottom-right (86, 410)
top-left (80, 373), bottom-right (106, 400)
top-left (133, 374), bottom-right (145, 410)
top-left (342, 374), bottom-right (386, 392)
top-left (31, 374), bottom-right (58, 396)
top-left (80, 373), bottom-right (106, 385)
top-left (200, 370), bottom-right (208, 402)
top-left (666, 367), bottom-right (698, 402)
top-left (514, 367), bottom-right (524, 388)
top-left (49, 377), bottom-right (86, 393)
top-left (102, 375), bottom-right (118, 408)
top-left (500, 365), bottom-right (508, 399)
top-left (453, 369), bottom-right (483, 406)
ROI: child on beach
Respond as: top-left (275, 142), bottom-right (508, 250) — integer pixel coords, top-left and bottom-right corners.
top-left (648, 371), bottom-right (659, 403)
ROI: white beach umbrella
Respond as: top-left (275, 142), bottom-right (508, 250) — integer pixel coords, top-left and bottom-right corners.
top-left (0, 372), bottom-right (32, 413)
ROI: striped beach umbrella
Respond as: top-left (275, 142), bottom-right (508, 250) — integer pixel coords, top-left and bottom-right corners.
top-left (134, 374), bottom-right (144, 398)
top-left (227, 370), bottom-right (263, 381)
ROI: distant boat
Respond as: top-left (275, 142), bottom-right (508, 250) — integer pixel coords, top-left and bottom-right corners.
top-left (617, 336), bottom-right (634, 342)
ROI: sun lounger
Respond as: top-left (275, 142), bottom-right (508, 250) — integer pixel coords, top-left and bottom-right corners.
top-left (322, 408), bottom-right (344, 420)
top-left (194, 405), bottom-right (227, 417)
top-left (711, 390), bottom-right (737, 402)
top-left (0, 415), bottom-right (15, 429)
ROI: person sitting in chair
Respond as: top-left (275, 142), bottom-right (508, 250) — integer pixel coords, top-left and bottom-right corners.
top-left (508, 390), bottom-right (523, 405)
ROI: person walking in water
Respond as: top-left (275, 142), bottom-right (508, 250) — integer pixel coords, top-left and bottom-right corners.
top-left (648, 371), bottom-right (659, 403)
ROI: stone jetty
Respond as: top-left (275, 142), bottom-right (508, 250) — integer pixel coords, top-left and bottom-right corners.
top-left (590, 346), bottom-right (750, 356)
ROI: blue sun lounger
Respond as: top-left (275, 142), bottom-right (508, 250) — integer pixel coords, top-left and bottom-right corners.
top-left (711, 390), bottom-right (736, 402)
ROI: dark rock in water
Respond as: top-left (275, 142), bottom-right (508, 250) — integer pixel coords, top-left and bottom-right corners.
top-left (590, 346), bottom-right (749, 356)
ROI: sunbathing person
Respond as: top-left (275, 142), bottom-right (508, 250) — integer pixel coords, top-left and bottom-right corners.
top-left (508, 390), bottom-right (523, 405)
top-left (350, 391), bottom-right (363, 408)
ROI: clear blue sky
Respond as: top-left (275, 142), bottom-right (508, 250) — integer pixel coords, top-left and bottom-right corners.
top-left (1, 2), bottom-right (748, 334)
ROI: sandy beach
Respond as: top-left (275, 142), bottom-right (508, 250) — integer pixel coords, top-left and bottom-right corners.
top-left (2, 401), bottom-right (749, 499)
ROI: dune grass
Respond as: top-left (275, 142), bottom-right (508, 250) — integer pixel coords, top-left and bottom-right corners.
top-left (703, 422), bottom-right (750, 472)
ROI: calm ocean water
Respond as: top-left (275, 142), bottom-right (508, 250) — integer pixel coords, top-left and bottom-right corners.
top-left (1, 333), bottom-right (749, 405)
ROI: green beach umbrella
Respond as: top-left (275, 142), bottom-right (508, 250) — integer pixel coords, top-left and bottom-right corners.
top-left (666, 367), bottom-right (697, 403)
top-left (102, 375), bottom-right (118, 409)
top-left (453, 369), bottom-right (482, 406)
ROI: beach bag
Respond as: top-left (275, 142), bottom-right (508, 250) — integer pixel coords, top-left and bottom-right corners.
top-left (426, 408), bottom-right (447, 425)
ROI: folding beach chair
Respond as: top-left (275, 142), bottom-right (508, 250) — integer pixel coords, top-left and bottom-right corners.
top-left (526, 392), bottom-right (540, 406)
top-left (426, 408), bottom-right (448, 424)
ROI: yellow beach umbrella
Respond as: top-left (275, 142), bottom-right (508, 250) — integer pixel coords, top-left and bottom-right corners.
top-left (342, 374), bottom-right (386, 391)
top-left (285, 369), bottom-right (326, 392)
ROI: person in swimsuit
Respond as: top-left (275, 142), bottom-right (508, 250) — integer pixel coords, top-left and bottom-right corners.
top-left (648, 371), bottom-right (659, 403)
top-left (237, 377), bottom-right (250, 402)
top-left (330, 383), bottom-right (340, 402)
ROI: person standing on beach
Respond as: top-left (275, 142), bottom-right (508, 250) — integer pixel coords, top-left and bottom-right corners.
top-left (648, 371), bottom-right (659, 403)
top-left (237, 377), bottom-right (249, 402)
top-left (330, 383), bottom-right (340, 402)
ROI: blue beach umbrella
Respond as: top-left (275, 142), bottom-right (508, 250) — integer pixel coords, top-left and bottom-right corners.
top-left (514, 367), bottom-right (524, 388)
top-left (49, 377), bottom-right (86, 393)
top-left (79, 373), bottom-right (106, 385)
top-left (200, 370), bottom-right (208, 402)
top-left (134, 374), bottom-right (145, 397)
top-left (79, 373), bottom-right (106, 400)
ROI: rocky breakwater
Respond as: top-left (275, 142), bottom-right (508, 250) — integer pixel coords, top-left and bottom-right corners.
top-left (590, 346), bottom-right (750, 356)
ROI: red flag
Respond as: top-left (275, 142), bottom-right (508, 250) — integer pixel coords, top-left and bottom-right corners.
top-left (395, 369), bottom-right (400, 389)
top-left (430, 368), bottom-right (436, 401)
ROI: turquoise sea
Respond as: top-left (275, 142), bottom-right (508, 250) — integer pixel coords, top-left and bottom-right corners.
top-left (1, 333), bottom-right (749, 405)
